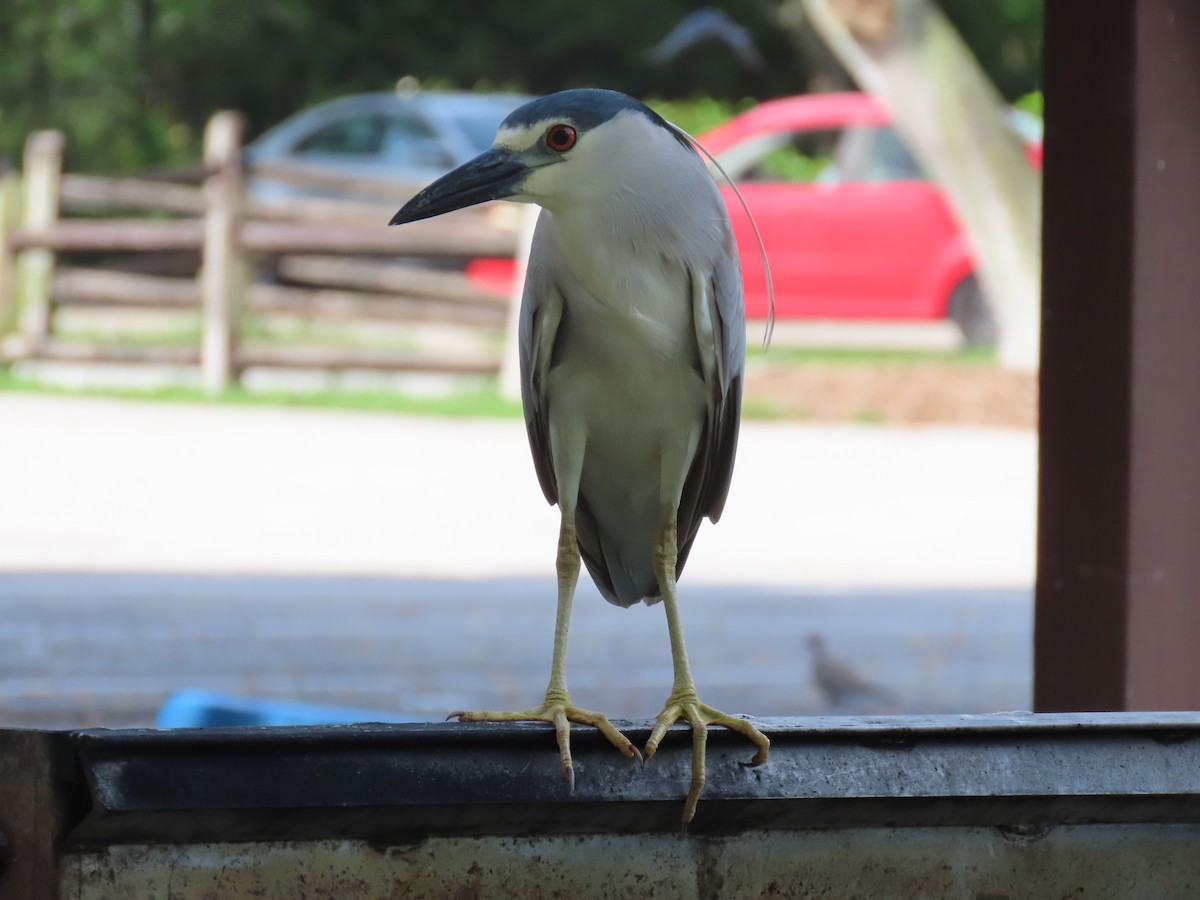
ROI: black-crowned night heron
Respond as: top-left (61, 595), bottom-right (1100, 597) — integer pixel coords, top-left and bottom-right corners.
top-left (390, 88), bottom-right (769, 822)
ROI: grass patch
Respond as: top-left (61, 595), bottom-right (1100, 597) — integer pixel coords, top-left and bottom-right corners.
top-left (853, 408), bottom-right (887, 425)
top-left (0, 367), bottom-right (522, 418)
top-left (55, 327), bottom-right (201, 347)
top-left (0, 342), bottom-right (999, 421)
top-left (741, 398), bottom-right (793, 420)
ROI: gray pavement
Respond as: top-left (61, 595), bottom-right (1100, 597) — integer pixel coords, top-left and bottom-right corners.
top-left (0, 394), bottom-right (1036, 729)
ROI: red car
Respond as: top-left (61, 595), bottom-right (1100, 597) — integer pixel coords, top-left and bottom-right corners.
top-left (700, 92), bottom-right (1040, 344)
top-left (468, 93), bottom-right (1039, 345)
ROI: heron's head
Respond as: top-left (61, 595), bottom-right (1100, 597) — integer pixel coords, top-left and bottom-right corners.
top-left (389, 89), bottom-right (696, 225)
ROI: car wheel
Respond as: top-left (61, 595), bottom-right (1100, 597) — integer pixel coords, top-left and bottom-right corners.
top-left (947, 275), bottom-right (997, 347)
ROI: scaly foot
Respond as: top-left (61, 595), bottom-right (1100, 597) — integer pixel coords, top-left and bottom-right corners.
top-left (450, 691), bottom-right (641, 791)
top-left (644, 688), bottom-right (770, 824)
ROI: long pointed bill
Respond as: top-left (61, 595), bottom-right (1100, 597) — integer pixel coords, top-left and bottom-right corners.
top-left (389, 147), bottom-right (528, 225)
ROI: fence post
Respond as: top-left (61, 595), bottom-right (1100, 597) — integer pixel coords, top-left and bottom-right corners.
top-left (16, 131), bottom-right (63, 344)
top-left (201, 111), bottom-right (245, 397)
top-left (0, 166), bottom-right (21, 338)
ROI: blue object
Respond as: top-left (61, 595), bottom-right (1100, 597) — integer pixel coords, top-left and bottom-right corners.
top-left (156, 691), bottom-right (423, 728)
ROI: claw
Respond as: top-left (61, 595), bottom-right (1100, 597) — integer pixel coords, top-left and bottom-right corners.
top-left (741, 743), bottom-right (770, 768)
top-left (643, 694), bottom-right (770, 824)
top-left (551, 707), bottom-right (575, 792)
top-left (643, 709), bottom-right (675, 763)
top-left (682, 709), bottom-right (708, 824)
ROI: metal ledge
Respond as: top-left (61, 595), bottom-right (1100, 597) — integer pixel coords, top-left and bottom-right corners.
top-left (57, 712), bottom-right (1200, 842)
top-left (7, 713), bottom-right (1200, 898)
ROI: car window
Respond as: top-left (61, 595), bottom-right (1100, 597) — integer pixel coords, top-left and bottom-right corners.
top-left (854, 127), bottom-right (924, 181)
top-left (294, 116), bottom-right (387, 156)
top-left (718, 129), bottom-right (842, 183)
top-left (717, 126), bottom-right (927, 185)
top-left (382, 115), bottom-right (456, 168)
top-left (291, 113), bottom-right (455, 169)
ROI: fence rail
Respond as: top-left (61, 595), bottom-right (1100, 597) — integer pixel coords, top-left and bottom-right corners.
top-left (0, 110), bottom-right (524, 395)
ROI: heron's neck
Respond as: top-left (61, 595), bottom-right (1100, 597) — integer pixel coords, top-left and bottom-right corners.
top-left (554, 168), bottom-right (718, 267)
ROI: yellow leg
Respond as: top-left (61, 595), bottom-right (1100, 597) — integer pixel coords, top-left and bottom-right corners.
top-left (643, 508), bottom-right (770, 823)
top-left (451, 510), bottom-right (640, 790)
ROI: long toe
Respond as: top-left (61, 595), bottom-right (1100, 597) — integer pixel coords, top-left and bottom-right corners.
top-left (698, 702), bottom-right (770, 767)
top-left (452, 699), bottom-right (639, 790)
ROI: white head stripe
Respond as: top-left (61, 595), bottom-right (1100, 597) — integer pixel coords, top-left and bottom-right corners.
top-left (495, 120), bottom-right (559, 152)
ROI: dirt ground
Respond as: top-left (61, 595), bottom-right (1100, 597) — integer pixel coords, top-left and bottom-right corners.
top-left (744, 362), bottom-right (1037, 429)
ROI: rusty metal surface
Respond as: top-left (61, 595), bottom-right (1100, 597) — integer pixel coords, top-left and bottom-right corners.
top-left (63, 713), bottom-right (1200, 844)
top-left (58, 826), bottom-right (1200, 900)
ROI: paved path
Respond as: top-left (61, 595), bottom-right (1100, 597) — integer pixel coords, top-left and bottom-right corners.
top-left (0, 394), bottom-right (1036, 728)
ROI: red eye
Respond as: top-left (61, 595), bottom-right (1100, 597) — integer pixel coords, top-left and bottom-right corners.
top-left (546, 124), bottom-right (577, 152)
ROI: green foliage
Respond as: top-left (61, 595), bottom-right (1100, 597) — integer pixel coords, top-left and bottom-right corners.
top-left (645, 96), bottom-right (754, 137)
top-left (936, 0), bottom-right (1042, 101)
top-left (0, 0), bottom-right (1042, 173)
top-left (755, 146), bottom-right (834, 183)
top-left (0, 0), bottom-right (799, 173)
top-left (1014, 90), bottom-right (1044, 120)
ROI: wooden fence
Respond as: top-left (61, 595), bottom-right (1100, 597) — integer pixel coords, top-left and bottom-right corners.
top-left (0, 111), bottom-right (525, 395)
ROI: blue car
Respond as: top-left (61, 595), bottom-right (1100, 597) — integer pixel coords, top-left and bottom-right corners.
top-left (245, 87), bottom-right (535, 199)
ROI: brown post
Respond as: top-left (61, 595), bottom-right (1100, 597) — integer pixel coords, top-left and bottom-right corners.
top-left (1036, 1), bottom-right (1200, 710)
top-left (200, 111), bottom-right (245, 396)
top-left (16, 131), bottom-right (63, 343)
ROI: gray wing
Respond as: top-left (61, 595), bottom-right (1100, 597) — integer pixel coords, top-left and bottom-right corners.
top-left (674, 236), bottom-right (746, 576)
top-left (517, 211), bottom-right (564, 506)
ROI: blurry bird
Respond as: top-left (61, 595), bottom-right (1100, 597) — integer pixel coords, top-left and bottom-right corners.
top-left (390, 89), bottom-right (768, 822)
top-left (807, 634), bottom-right (898, 711)
top-left (646, 7), bottom-right (767, 73)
